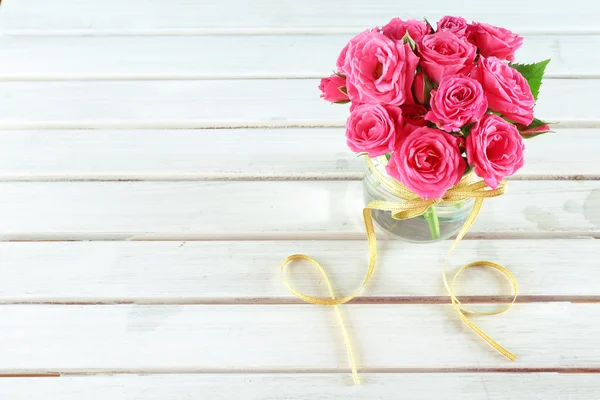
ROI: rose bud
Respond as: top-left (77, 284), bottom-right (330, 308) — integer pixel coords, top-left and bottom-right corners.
top-left (318, 74), bottom-right (349, 103)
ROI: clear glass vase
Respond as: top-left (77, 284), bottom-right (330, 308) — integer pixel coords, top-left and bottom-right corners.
top-left (363, 157), bottom-right (475, 243)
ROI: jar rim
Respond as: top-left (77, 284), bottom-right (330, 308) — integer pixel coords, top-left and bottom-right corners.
top-left (365, 155), bottom-right (477, 202)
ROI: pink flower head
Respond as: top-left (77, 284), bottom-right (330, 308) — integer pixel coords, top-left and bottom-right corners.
top-left (437, 16), bottom-right (469, 37)
top-left (472, 56), bottom-right (534, 125)
top-left (418, 31), bottom-right (477, 83)
top-left (425, 75), bottom-right (488, 132)
top-left (386, 127), bottom-right (466, 199)
top-left (468, 22), bottom-right (523, 62)
top-left (382, 18), bottom-right (430, 42)
top-left (467, 114), bottom-right (525, 188)
top-left (336, 30), bottom-right (374, 75)
top-left (318, 74), bottom-right (349, 103)
top-left (337, 30), bottom-right (419, 106)
top-left (345, 103), bottom-right (404, 157)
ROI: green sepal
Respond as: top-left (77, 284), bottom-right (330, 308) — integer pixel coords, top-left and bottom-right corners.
top-left (402, 32), bottom-right (416, 50)
top-left (423, 17), bottom-right (435, 33)
top-left (517, 117), bottom-right (553, 138)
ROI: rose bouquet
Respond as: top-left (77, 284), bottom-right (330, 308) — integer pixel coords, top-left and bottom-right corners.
top-left (281, 18), bottom-right (550, 383)
top-left (319, 16), bottom-right (550, 241)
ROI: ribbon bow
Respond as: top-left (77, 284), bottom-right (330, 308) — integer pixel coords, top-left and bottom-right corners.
top-left (281, 156), bottom-right (518, 384)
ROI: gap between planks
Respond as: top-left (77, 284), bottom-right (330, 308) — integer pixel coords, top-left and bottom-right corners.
top-left (0, 120), bottom-right (596, 130)
top-left (1, 232), bottom-right (598, 242)
top-left (0, 74), bottom-right (592, 82)
top-left (3, 28), bottom-right (600, 36)
top-left (0, 173), bottom-right (596, 182)
top-left (0, 295), bottom-right (598, 306)
top-left (0, 367), bottom-right (599, 377)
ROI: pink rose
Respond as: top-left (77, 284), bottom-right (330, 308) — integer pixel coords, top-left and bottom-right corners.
top-left (468, 22), bottom-right (523, 62)
top-left (418, 31), bottom-right (477, 83)
top-left (386, 127), bottom-right (466, 199)
top-left (425, 75), bottom-right (488, 132)
top-left (437, 16), bottom-right (468, 36)
top-left (318, 74), bottom-right (349, 103)
top-left (382, 18), bottom-right (430, 42)
top-left (472, 56), bottom-right (534, 125)
top-left (400, 104), bottom-right (428, 134)
top-left (467, 114), bottom-right (525, 188)
top-left (338, 30), bottom-right (419, 105)
top-left (345, 103), bottom-right (404, 157)
top-left (336, 30), bottom-right (374, 75)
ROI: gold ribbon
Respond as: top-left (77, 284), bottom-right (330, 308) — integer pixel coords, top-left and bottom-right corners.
top-left (281, 156), bottom-right (518, 384)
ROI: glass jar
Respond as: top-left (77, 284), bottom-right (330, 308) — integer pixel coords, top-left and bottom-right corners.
top-left (363, 157), bottom-right (475, 243)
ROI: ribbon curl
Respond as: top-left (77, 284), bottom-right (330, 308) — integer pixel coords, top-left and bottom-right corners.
top-left (281, 156), bottom-right (518, 384)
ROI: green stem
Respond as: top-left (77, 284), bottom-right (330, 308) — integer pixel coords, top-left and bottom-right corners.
top-left (423, 206), bottom-right (440, 240)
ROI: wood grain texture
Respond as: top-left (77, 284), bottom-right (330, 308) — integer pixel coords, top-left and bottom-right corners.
top-left (0, 240), bottom-right (598, 301)
top-left (0, 129), bottom-right (593, 180)
top-left (1, 0), bottom-right (598, 394)
top-left (0, 34), bottom-right (592, 79)
top-left (0, 373), bottom-right (598, 399)
top-left (0, 303), bottom-right (597, 370)
top-left (0, 79), bottom-right (592, 129)
top-left (1, 0), bottom-right (598, 32)
top-left (0, 181), bottom-right (597, 240)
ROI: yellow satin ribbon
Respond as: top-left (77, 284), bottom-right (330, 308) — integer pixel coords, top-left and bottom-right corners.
top-left (281, 156), bottom-right (518, 384)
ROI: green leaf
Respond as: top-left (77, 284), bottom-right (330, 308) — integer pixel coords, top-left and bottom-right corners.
top-left (402, 31), bottom-right (416, 50)
top-left (385, 153), bottom-right (392, 161)
top-left (510, 59), bottom-right (551, 101)
top-left (460, 122), bottom-right (476, 136)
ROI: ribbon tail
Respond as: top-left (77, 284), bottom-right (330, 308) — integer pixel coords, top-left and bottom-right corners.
top-left (455, 306), bottom-right (517, 361)
top-left (280, 208), bottom-right (381, 385)
top-left (333, 304), bottom-right (361, 384)
top-left (443, 198), bottom-right (518, 362)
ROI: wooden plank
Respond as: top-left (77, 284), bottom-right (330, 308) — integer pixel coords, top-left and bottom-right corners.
top-left (0, 240), bottom-right (597, 301)
top-left (0, 303), bottom-right (597, 370)
top-left (0, 34), bottom-right (592, 79)
top-left (0, 373), bottom-right (598, 399)
top-left (0, 129), bottom-right (594, 180)
top-left (0, 0), bottom-right (598, 33)
top-left (0, 181), bottom-right (597, 240)
top-left (0, 79), bottom-right (592, 129)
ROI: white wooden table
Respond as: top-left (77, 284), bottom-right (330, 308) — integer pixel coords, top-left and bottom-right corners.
top-left (0, 1), bottom-right (599, 398)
